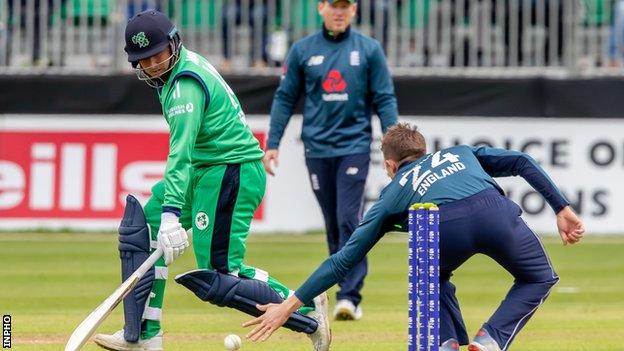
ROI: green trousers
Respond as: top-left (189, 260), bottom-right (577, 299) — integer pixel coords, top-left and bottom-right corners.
top-left (140, 160), bottom-right (308, 339)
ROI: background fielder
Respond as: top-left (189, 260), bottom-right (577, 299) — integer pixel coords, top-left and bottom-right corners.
top-left (263, 0), bottom-right (398, 321)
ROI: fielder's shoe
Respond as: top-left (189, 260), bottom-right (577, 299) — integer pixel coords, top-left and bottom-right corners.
top-left (441, 338), bottom-right (460, 351)
top-left (468, 329), bottom-right (502, 351)
top-left (333, 299), bottom-right (363, 321)
top-left (307, 292), bottom-right (331, 351)
top-left (94, 329), bottom-right (163, 351)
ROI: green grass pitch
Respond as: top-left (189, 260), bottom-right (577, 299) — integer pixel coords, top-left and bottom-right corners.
top-left (1, 232), bottom-right (623, 350)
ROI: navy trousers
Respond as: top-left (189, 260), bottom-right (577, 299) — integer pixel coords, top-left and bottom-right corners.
top-left (439, 189), bottom-right (559, 350)
top-left (305, 153), bottom-right (370, 306)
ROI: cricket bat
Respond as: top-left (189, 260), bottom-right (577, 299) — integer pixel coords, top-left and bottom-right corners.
top-left (64, 247), bottom-right (163, 351)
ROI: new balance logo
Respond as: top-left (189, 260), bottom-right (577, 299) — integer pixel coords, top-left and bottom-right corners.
top-left (308, 55), bottom-right (324, 66)
top-left (346, 167), bottom-right (359, 175)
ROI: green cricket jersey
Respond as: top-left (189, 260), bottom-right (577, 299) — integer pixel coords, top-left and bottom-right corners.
top-left (157, 47), bottom-right (264, 210)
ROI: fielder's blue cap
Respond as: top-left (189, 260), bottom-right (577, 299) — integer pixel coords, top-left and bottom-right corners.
top-left (124, 10), bottom-right (178, 62)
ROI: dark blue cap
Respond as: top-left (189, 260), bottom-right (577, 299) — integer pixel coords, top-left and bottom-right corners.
top-left (124, 10), bottom-right (177, 62)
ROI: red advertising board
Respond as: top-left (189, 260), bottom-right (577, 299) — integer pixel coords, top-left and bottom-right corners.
top-left (0, 130), bottom-right (265, 221)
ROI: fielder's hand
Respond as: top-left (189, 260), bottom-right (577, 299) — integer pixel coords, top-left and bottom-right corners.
top-left (242, 295), bottom-right (303, 342)
top-left (556, 206), bottom-right (584, 246)
top-left (262, 149), bottom-right (279, 176)
top-left (243, 303), bottom-right (288, 341)
top-left (157, 212), bottom-right (190, 265)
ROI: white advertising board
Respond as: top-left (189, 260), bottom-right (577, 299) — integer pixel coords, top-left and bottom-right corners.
top-left (1, 115), bottom-right (622, 234)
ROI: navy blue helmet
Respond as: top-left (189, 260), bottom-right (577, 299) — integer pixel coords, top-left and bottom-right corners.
top-left (124, 10), bottom-right (181, 88)
top-left (124, 10), bottom-right (178, 63)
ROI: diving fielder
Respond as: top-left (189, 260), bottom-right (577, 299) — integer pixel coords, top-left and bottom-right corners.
top-left (93, 10), bottom-right (330, 351)
top-left (244, 123), bottom-right (584, 351)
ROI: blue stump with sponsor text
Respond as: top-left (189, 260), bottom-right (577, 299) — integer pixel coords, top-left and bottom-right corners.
top-left (408, 204), bottom-right (439, 351)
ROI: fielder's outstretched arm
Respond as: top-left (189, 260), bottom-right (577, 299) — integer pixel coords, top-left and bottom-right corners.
top-left (470, 145), bottom-right (583, 244)
top-left (243, 186), bottom-right (407, 341)
top-left (469, 146), bottom-right (569, 213)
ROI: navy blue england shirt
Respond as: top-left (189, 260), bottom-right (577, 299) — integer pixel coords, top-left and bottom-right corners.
top-left (267, 25), bottom-right (398, 158)
top-left (294, 145), bottom-right (569, 303)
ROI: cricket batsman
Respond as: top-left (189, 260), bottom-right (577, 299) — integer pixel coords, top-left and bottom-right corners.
top-left (93, 10), bottom-right (330, 351)
top-left (243, 123), bottom-right (584, 351)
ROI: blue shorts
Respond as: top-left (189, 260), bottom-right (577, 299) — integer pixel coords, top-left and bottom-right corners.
top-left (438, 188), bottom-right (559, 349)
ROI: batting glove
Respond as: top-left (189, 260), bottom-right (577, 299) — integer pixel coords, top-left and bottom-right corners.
top-left (157, 212), bottom-right (189, 265)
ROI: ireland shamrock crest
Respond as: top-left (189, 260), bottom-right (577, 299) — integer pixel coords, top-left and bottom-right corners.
top-left (132, 32), bottom-right (150, 48)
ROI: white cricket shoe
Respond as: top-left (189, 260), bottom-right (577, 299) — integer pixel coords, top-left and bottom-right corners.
top-left (307, 292), bottom-right (331, 351)
top-left (468, 329), bottom-right (502, 351)
top-left (441, 338), bottom-right (460, 351)
top-left (94, 329), bottom-right (163, 351)
top-left (333, 299), bottom-right (363, 321)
